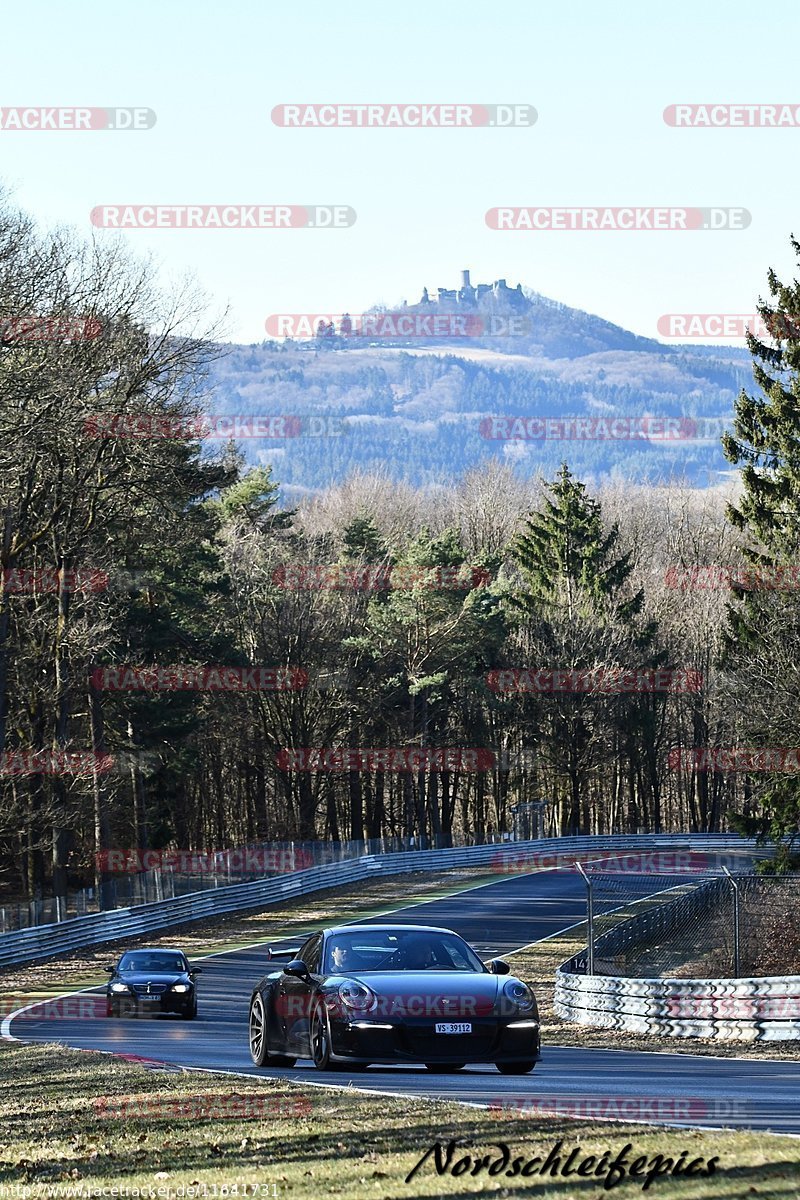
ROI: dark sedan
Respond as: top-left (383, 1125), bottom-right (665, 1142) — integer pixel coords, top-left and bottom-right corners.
top-left (248, 924), bottom-right (540, 1073)
top-left (104, 948), bottom-right (201, 1019)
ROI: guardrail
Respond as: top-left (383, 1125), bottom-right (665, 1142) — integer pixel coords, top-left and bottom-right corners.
top-left (0, 834), bottom-right (756, 970)
top-left (554, 970), bottom-right (800, 1041)
top-left (1, 832), bottom-right (516, 933)
top-left (554, 866), bottom-right (800, 1041)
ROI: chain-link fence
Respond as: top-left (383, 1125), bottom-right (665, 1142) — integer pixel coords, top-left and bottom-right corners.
top-left (683, 875), bottom-right (800, 979)
top-left (575, 858), bottom-right (800, 979)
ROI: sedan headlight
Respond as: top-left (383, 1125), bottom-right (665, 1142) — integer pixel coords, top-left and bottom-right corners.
top-left (337, 980), bottom-right (376, 1012)
top-left (110, 983), bottom-right (130, 994)
top-left (171, 983), bottom-right (190, 993)
top-left (503, 978), bottom-right (536, 1012)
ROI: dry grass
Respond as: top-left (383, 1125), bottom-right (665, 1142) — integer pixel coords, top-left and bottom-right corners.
top-left (0, 1042), bottom-right (797, 1198)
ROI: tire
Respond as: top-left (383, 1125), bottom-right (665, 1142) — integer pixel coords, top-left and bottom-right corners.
top-left (183, 999), bottom-right (197, 1021)
top-left (496, 1060), bottom-right (537, 1075)
top-left (310, 1003), bottom-right (340, 1071)
top-left (106, 1003), bottom-right (116, 1018)
top-left (248, 993), bottom-right (296, 1068)
top-left (425, 1062), bottom-right (466, 1073)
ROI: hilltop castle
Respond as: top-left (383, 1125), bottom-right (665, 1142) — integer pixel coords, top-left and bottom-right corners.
top-left (418, 270), bottom-right (527, 308)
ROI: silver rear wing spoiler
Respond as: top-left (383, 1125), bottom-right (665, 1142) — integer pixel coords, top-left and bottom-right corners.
top-left (266, 946), bottom-right (302, 961)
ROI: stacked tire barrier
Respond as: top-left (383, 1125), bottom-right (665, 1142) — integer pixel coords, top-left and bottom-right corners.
top-left (555, 875), bottom-right (800, 1041)
top-left (554, 971), bottom-right (800, 1040)
top-left (0, 833), bottom-right (752, 969)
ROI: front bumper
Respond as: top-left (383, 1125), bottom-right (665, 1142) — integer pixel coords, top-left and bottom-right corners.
top-left (330, 1016), bottom-right (540, 1063)
top-left (108, 991), bottom-right (193, 1016)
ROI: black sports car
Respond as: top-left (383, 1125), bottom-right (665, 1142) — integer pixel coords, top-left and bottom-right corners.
top-left (104, 947), bottom-right (201, 1018)
top-left (248, 923), bottom-right (540, 1073)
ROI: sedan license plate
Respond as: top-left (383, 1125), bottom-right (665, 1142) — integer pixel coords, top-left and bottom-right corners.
top-left (435, 1022), bottom-right (472, 1034)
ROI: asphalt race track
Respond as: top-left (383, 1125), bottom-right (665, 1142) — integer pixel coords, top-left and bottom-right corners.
top-left (6, 852), bottom-right (800, 1134)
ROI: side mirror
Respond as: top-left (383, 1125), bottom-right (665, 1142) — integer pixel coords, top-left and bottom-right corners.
top-left (102, 965), bottom-right (115, 974)
top-left (189, 967), bottom-right (202, 975)
top-left (283, 959), bottom-right (309, 980)
top-left (488, 958), bottom-right (510, 975)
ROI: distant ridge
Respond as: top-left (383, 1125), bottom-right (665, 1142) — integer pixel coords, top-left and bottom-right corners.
top-left (210, 272), bottom-right (754, 490)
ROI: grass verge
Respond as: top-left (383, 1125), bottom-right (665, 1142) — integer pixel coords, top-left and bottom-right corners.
top-left (0, 1041), bottom-right (797, 1199)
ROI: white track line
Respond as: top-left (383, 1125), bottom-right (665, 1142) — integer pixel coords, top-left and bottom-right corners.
top-left (5, 849), bottom-right (784, 1137)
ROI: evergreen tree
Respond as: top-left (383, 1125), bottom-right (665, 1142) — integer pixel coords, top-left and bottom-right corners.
top-left (341, 514), bottom-right (386, 563)
top-left (512, 463), bottom-right (644, 624)
top-left (724, 237), bottom-right (800, 554)
top-left (509, 464), bottom-right (662, 833)
top-left (216, 463), bottom-right (294, 533)
top-left (722, 236), bottom-right (800, 854)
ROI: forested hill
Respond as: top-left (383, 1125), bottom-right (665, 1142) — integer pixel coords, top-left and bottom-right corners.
top-left (207, 286), bottom-right (752, 495)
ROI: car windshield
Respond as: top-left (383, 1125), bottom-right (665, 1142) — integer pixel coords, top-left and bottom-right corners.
top-left (324, 929), bottom-right (485, 973)
top-left (118, 952), bottom-right (186, 973)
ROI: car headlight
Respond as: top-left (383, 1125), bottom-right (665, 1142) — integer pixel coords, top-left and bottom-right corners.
top-left (171, 983), bottom-right (190, 993)
top-left (337, 980), bottom-right (376, 1012)
top-left (110, 983), bottom-right (130, 994)
top-left (503, 978), bottom-right (535, 1012)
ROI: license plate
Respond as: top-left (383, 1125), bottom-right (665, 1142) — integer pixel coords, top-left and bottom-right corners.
top-left (435, 1022), bottom-right (472, 1034)
top-left (139, 996), bottom-right (160, 1002)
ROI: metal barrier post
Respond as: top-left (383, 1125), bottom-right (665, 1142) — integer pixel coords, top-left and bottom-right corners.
top-left (575, 861), bottom-right (595, 975)
top-left (722, 866), bottom-right (740, 976)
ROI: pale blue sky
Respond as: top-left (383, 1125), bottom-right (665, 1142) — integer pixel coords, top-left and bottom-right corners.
top-left (1, 0), bottom-right (798, 344)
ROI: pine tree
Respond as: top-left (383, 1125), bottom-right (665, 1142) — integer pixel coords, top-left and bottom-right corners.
top-left (341, 514), bottom-right (386, 563)
top-left (216, 464), bottom-right (294, 533)
top-left (724, 236), bottom-right (800, 555)
top-left (509, 464), bottom-right (663, 834)
top-left (512, 462), bottom-right (644, 624)
top-left (722, 236), bottom-right (800, 855)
